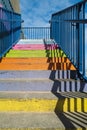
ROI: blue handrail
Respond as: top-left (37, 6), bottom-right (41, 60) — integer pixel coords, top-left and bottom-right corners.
top-left (50, 1), bottom-right (87, 80)
top-left (0, 0), bottom-right (13, 11)
top-left (0, 7), bottom-right (21, 58)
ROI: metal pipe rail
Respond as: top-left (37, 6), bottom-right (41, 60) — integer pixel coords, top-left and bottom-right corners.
top-left (50, 0), bottom-right (87, 79)
top-left (0, 0), bottom-right (13, 11)
top-left (0, 7), bottom-right (21, 58)
top-left (21, 27), bottom-right (50, 39)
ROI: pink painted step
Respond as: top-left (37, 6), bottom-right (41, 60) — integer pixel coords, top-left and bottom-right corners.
top-left (13, 44), bottom-right (58, 47)
top-left (12, 44), bottom-right (58, 50)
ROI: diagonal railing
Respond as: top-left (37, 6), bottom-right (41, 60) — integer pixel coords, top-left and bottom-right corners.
top-left (0, 6), bottom-right (21, 58)
top-left (50, 0), bottom-right (87, 80)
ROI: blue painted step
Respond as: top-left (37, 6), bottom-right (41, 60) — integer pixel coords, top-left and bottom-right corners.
top-left (0, 79), bottom-right (87, 92)
top-left (0, 70), bottom-right (77, 79)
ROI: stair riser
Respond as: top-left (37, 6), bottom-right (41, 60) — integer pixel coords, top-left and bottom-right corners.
top-left (0, 128), bottom-right (87, 130)
top-left (12, 44), bottom-right (58, 50)
top-left (0, 98), bottom-right (86, 112)
top-left (8, 50), bottom-right (62, 53)
top-left (0, 81), bottom-right (86, 92)
top-left (6, 50), bottom-right (66, 58)
top-left (0, 70), bottom-right (77, 79)
top-left (17, 39), bottom-right (46, 44)
top-left (12, 47), bottom-right (58, 50)
top-left (0, 112), bottom-right (86, 130)
top-left (0, 63), bottom-right (75, 70)
top-left (13, 44), bottom-right (58, 47)
top-left (6, 54), bottom-right (66, 58)
top-left (0, 57), bottom-right (71, 63)
top-left (0, 128), bottom-right (63, 130)
top-left (5, 54), bottom-right (66, 58)
top-left (0, 128), bottom-right (81, 130)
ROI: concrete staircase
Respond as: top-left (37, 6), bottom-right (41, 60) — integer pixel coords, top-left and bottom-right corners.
top-left (0, 39), bottom-right (87, 130)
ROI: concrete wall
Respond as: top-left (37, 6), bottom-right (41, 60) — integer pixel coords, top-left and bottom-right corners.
top-left (0, 0), bottom-right (20, 13)
top-left (10, 0), bottom-right (20, 13)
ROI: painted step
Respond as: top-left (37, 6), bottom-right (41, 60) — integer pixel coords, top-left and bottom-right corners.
top-left (13, 44), bottom-right (58, 47)
top-left (18, 39), bottom-right (45, 44)
top-left (17, 39), bottom-right (54, 44)
top-left (7, 49), bottom-right (63, 54)
top-left (0, 57), bottom-right (71, 64)
top-left (5, 53), bottom-right (66, 58)
top-left (0, 63), bottom-right (76, 70)
top-left (12, 44), bottom-right (58, 50)
top-left (5, 50), bottom-right (66, 58)
top-left (0, 70), bottom-right (77, 79)
top-left (0, 79), bottom-right (87, 92)
top-left (12, 47), bottom-right (57, 50)
top-left (0, 92), bottom-right (86, 112)
top-left (0, 112), bottom-right (87, 130)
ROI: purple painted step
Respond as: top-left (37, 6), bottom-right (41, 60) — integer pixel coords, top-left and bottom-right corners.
top-left (12, 44), bottom-right (58, 50)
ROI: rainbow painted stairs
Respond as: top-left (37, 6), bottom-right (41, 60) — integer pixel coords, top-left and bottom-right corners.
top-left (0, 39), bottom-right (87, 130)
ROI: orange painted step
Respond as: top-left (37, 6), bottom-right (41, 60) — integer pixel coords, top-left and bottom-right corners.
top-left (0, 63), bottom-right (76, 70)
top-left (0, 57), bottom-right (71, 64)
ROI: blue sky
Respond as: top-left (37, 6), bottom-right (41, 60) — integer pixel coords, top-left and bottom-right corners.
top-left (20, 0), bottom-right (81, 27)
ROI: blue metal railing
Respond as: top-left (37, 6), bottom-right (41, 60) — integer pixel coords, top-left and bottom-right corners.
top-left (21, 27), bottom-right (50, 39)
top-left (50, 1), bottom-right (87, 79)
top-left (0, 0), bottom-right (13, 11)
top-left (0, 7), bottom-right (21, 58)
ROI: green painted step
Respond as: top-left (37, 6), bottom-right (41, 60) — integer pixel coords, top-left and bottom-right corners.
top-left (8, 49), bottom-right (64, 54)
top-left (5, 53), bottom-right (66, 58)
top-left (5, 50), bottom-right (66, 58)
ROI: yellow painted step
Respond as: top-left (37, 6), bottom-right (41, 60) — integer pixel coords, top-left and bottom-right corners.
top-left (0, 92), bottom-right (86, 112)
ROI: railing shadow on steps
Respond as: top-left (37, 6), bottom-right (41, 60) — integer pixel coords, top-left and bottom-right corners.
top-left (43, 39), bottom-right (87, 130)
top-left (50, 67), bottom-right (87, 130)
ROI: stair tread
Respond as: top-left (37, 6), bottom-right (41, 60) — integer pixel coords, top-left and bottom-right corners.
top-left (0, 39), bottom-right (86, 128)
top-left (0, 70), bottom-right (77, 78)
top-left (0, 57), bottom-right (70, 63)
top-left (0, 63), bottom-right (75, 70)
top-left (0, 78), bottom-right (86, 92)
top-left (0, 112), bottom-right (86, 129)
top-left (0, 92), bottom-right (86, 99)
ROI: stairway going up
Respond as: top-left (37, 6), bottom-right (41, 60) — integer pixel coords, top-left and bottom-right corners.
top-left (0, 39), bottom-right (87, 130)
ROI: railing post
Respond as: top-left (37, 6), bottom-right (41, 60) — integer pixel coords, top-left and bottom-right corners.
top-left (50, 1), bottom-right (87, 80)
top-left (0, 7), bottom-right (21, 58)
top-left (21, 27), bottom-right (50, 39)
top-left (83, 2), bottom-right (85, 77)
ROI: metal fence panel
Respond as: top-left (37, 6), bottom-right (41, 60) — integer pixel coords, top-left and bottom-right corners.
top-left (21, 27), bottom-right (50, 39)
top-left (50, 1), bottom-right (87, 79)
top-left (0, 7), bottom-right (21, 58)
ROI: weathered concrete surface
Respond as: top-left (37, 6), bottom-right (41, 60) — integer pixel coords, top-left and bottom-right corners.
top-left (0, 92), bottom-right (86, 112)
top-left (0, 79), bottom-right (86, 92)
top-left (0, 112), bottom-right (86, 129)
top-left (0, 70), bottom-right (77, 79)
